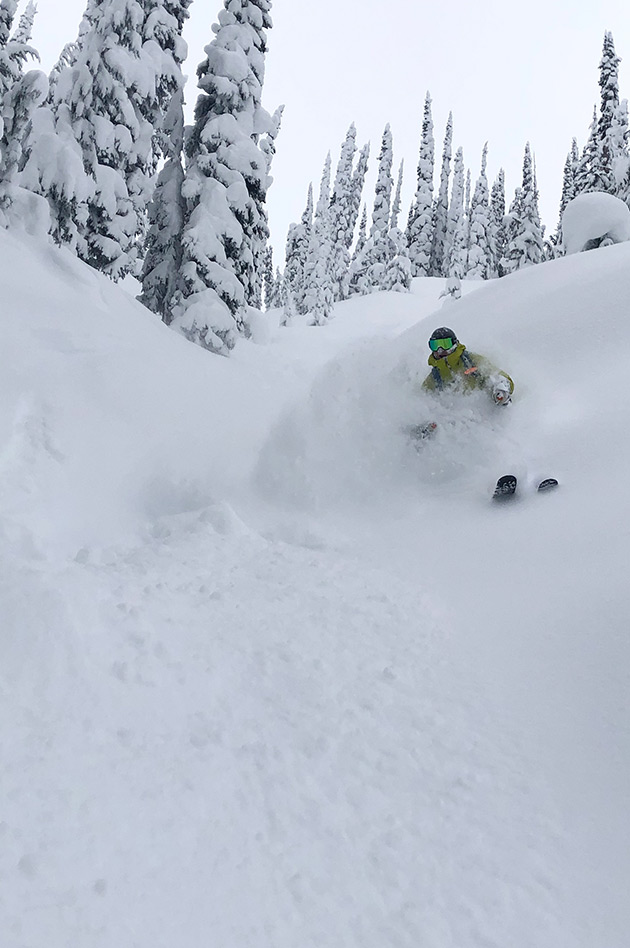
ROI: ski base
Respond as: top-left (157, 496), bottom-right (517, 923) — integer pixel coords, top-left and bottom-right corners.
top-left (493, 475), bottom-right (559, 501)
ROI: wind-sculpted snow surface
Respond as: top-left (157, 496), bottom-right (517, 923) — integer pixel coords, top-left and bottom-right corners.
top-left (1, 232), bottom-right (630, 945)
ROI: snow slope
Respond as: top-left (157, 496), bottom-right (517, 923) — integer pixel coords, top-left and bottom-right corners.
top-left (1, 229), bottom-right (629, 947)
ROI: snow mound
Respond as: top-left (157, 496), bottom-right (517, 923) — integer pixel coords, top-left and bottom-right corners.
top-left (562, 191), bottom-right (630, 254)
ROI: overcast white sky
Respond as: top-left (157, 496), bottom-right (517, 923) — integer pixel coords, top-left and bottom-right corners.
top-left (30, 0), bottom-right (630, 261)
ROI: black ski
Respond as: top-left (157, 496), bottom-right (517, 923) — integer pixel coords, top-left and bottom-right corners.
top-left (493, 474), bottom-right (518, 500)
top-left (493, 475), bottom-right (559, 501)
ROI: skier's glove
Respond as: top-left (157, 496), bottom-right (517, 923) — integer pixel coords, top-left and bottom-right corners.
top-left (491, 381), bottom-right (512, 406)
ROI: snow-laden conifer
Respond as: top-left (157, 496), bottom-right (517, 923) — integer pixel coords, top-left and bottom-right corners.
top-left (597, 31), bottom-right (621, 193)
top-left (0, 66), bottom-right (47, 215)
top-left (0, 0), bottom-right (44, 218)
top-left (0, 0), bottom-right (37, 99)
top-left (390, 158), bottom-right (403, 230)
top-left (382, 159), bottom-right (410, 292)
top-left (430, 111), bottom-right (452, 277)
top-left (138, 89), bottom-right (185, 321)
top-left (446, 146), bottom-right (467, 278)
top-left (362, 124), bottom-right (394, 290)
top-left (43, 0), bottom-right (165, 278)
top-left (407, 92), bottom-right (434, 276)
top-left (283, 182), bottom-right (312, 316)
top-left (328, 123), bottom-right (357, 301)
top-left (502, 143), bottom-right (543, 272)
top-left (489, 168), bottom-right (506, 276)
top-left (349, 142), bottom-right (369, 239)
top-left (302, 153), bottom-right (334, 324)
top-left (347, 203), bottom-right (368, 296)
top-left (554, 141), bottom-right (579, 250)
top-left (169, 0), bottom-right (275, 353)
top-left (611, 100), bottom-right (630, 201)
top-left (575, 106), bottom-right (606, 195)
top-left (466, 143), bottom-right (492, 279)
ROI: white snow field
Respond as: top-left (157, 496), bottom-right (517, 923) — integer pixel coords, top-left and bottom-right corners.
top-left (1, 228), bottom-right (629, 947)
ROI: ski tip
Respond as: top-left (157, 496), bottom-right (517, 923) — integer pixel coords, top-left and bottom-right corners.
top-left (537, 478), bottom-right (559, 492)
top-left (493, 474), bottom-right (518, 500)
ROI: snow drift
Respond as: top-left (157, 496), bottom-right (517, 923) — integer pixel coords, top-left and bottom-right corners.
top-left (562, 190), bottom-right (630, 253)
top-left (2, 229), bottom-right (630, 947)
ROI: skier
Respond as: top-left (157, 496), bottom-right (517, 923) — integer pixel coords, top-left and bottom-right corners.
top-left (412, 327), bottom-right (556, 498)
top-left (422, 326), bottom-right (514, 404)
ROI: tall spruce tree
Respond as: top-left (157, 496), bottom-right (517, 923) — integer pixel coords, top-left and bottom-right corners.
top-left (138, 0), bottom-right (191, 317)
top-left (0, 0), bottom-right (42, 215)
top-left (138, 89), bottom-right (186, 320)
top-left (575, 106), bottom-right (607, 195)
top-left (489, 168), bottom-right (506, 276)
top-left (302, 152), bottom-right (334, 324)
top-left (554, 140), bottom-right (579, 249)
top-left (362, 123), bottom-right (394, 290)
top-left (347, 203), bottom-right (368, 296)
top-left (598, 31), bottom-right (621, 193)
top-left (466, 142), bottom-right (492, 279)
top-left (169, 0), bottom-right (275, 353)
top-left (407, 92), bottom-right (434, 276)
top-left (328, 123), bottom-right (357, 302)
top-left (42, 0), bottom-right (165, 278)
top-left (446, 146), bottom-right (467, 278)
top-left (283, 182), bottom-right (312, 316)
top-left (502, 143), bottom-right (543, 272)
top-left (429, 111), bottom-right (452, 277)
top-left (390, 158), bottom-right (404, 230)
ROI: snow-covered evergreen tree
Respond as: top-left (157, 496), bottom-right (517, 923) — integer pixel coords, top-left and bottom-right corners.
top-left (347, 203), bottom-right (368, 296)
top-left (11, 1), bottom-right (35, 47)
top-left (575, 106), bottom-right (607, 195)
top-left (0, 0), bottom-right (37, 100)
top-left (349, 141), bottom-right (369, 239)
top-left (362, 123), bottom-right (394, 290)
top-left (383, 226), bottom-right (411, 293)
top-left (382, 157), bottom-right (410, 292)
top-left (597, 31), bottom-right (621, 194)
top-left (42, 0), bottom-right (164, 278)
top-left (0, 0), bottom-right (41, 214)
top-left (489, 168), bottom-right (506, 276)
top-left (446, 146), bottom-right (467, 278)
top-left (267, 264), bottom-right (283, 309)
top-left (138, 89), bottom-right (185, 321)
top-left (553, 140), bottom-right (579, 250)
top-left (328, 123), bottom-right (357, 301)
top-left (0, 65), bottom-right (46, 210)
top-left (502, 143), bottom-right (543, 272)
top-left (169, 0), bottom-right (275, 353)
top-left (429, 111), bottom-right (452, 277)
top-left (302, 152), bottom-right (334, 324)
top-left (136, 0), bottom-right (192, 317)
top-left (407, 92), bottom-right (434, 276)
top-left (283, 183), bottom-right (312, 316)
top-left (466, 142), bottom-right (492, 279)
top-left (390, 158), bottom-right (403, 230)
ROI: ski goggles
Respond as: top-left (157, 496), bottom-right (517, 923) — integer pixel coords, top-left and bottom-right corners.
top-left (429, 337), bottom-right (455, 352)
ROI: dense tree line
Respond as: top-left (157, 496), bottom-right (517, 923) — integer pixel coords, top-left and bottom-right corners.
top-left (0, 5), bottom-right (627, 349)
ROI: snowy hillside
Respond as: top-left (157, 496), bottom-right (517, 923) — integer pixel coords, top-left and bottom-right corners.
top-left (1, 228), bottom-right (629, 947)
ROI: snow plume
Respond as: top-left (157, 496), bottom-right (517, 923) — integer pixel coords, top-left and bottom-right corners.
top-left (169, 0), bottom-right (275, 354)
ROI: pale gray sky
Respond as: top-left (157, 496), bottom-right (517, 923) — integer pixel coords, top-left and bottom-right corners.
top-left (30, 0), bottom-right (630, 259)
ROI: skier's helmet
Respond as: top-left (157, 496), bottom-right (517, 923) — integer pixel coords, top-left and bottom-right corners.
top-left (428, 327), bottom-right (458, 354)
